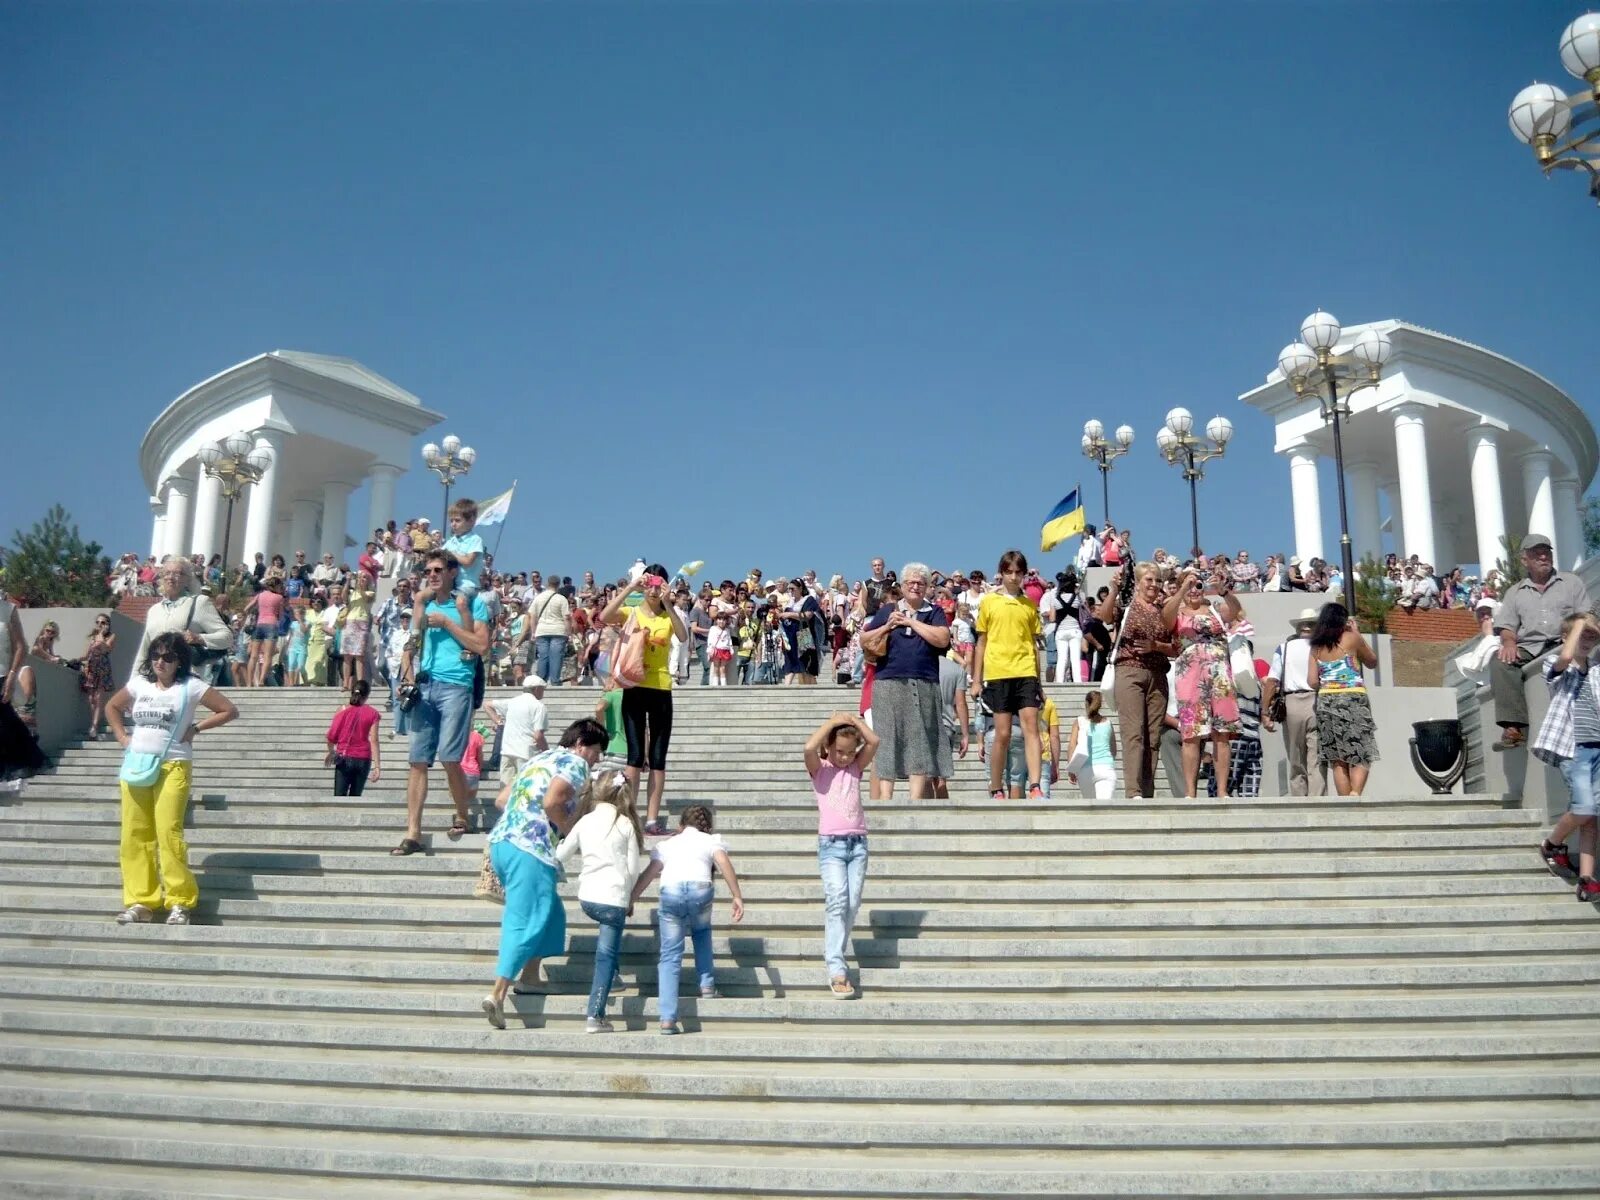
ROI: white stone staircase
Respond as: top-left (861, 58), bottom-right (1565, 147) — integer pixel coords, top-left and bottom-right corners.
top-left (0, 684), bottom-right (1597, 1196)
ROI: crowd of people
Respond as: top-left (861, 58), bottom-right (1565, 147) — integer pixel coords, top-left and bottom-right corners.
top-left (3, 493), bottom-right (1594, 1035)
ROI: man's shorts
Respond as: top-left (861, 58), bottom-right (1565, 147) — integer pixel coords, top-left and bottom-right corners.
top-left (408, 678), bottom-right (474, 767)
top-left (982, 676), bottom-right (1043, 716)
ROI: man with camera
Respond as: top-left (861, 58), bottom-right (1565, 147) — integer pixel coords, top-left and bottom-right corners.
top-left (391, 549), bottom-right (490, 856)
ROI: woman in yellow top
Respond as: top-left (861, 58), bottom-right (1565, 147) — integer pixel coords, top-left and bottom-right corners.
top-left (601, 563), bottom-right (688, 835)
top-left (305, 597), bottom-right (330, 687)
top-left (341, 571), bottom-right (376, 693)
top-left (970, 549), bottom-right (1046, 800)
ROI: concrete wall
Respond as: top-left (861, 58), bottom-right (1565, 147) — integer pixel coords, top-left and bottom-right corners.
top-left (14, 608), bottom-right (143, 755)
top-left (1255, 686), bottom-right (1460, 797)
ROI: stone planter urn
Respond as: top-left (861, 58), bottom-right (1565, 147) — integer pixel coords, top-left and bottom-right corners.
top-left (1409, 718), bottom-right (1466, 795)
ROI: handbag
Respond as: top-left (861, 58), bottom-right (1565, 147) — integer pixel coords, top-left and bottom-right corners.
top-left (1099, 612), bottom-right (1127, 711)
top-left (607, 611), bottom-right (648, 689)
top-left (119, 687), bottom-right (191, 786)
top-left (183, 597), bottom-right (227, 670)
top-left (1065, 718), bottom-right (1090, 776)
top-left (1267, 640), bottom-right (1289, 725)
top-left (473, 847), bottom-right (505, 903)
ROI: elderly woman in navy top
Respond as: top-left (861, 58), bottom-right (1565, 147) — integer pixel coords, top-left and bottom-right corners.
top-left (859, 562), bottom-right (953, 800)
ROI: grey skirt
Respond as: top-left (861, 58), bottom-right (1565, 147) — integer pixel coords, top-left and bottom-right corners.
top-left (1315, 691), bottom-right (1380, 767)
top-left (871, 677), bottom-right (953, 780)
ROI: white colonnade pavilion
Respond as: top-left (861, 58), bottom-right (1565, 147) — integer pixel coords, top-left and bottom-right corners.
top-left (140, 352), bottom-right (443, 566)
top-left (1242, 321), bottom-right (1595, 572)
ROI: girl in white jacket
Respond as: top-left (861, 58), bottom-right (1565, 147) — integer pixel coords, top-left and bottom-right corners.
top-left (555, 771), bottom-right (644, 1033)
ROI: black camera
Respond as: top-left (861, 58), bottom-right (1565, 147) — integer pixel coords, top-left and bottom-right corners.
top-left (396, 682), bottom-right (422, 713)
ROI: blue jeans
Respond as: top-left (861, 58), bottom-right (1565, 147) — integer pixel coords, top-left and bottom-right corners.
top-left (696, 640), bottom-right (709, 686)
top-left (818, 835), bottom-right (868, 978)
top-left (657, 881), bottom-right (714, 1024)
top-left (1559, 744), bottom-right (1600, 817)
top-left (580, 899), bottom-right (627, 1018)
top-left (407, 678), bottom-right (473, 765)
top-left (535, 635), bottom-right (566, 687)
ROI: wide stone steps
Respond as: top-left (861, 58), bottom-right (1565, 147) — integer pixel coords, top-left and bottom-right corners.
top-left (2, 1113), bottom-right (1596, 1197)
top-left (5, 685), bottom-right (1599, 1194)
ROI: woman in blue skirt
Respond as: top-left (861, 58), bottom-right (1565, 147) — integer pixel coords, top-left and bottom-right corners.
top-left (481, 718), bottom-right (608, 1029)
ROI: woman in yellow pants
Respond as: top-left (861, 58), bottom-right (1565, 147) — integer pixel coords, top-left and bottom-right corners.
top-left (106, 632), bottom-right (238, 925)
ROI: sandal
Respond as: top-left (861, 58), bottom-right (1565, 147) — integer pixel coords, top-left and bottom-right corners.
top-left (448, 817), bottom-right (469, 838)
top-left (830, 976), bottom-right (855, 999)
top-left (389, 838), bottom-right (424, 857)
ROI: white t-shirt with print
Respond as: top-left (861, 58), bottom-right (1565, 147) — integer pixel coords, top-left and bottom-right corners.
top-left (651, 826), bottom-right (726, 887)
top-left (125, 676), bottom-right (209, 762)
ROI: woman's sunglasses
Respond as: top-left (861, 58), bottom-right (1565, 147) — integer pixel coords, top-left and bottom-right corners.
top-left (151, 652), bottom-right (180, 664)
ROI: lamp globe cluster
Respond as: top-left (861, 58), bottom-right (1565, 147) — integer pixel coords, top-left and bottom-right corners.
top-left (1507, 13), bottom-right (1600, 201)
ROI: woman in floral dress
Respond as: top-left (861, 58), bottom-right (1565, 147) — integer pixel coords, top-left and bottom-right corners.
top-left (1164, 566), bottom-right (1243, 798)
top-left (80, 614), bottom-right (117, 740)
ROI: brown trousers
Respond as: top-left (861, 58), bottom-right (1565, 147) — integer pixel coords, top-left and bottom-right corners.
top-left (1114, 662), bottom-right (1169, 798)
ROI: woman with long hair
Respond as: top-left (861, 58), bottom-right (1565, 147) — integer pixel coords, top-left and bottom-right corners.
top-left (1067, 691), bottom-right (1119, 799)
top-left (556, 769), bottom-right (645, 1033)
top-left (780, 578), bottom-right (823, 685)
top-left (80, 614), bottom-right (117, 740)
top-left (1307, 602), bottom-right (1380, 796)
top-left (600, 563), bottom-right (688, 836)
top-left (239, 576), bottom-right (285, 687)
top-left (104, 633), bottom-right (238, 925)
top-left (1164, 566), bottom-right (1243, 798)
top-left (341, 571), bottom-right (376, 692)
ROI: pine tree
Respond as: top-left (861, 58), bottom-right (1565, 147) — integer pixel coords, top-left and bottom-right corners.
top-left (1, 506), bottom-right (113, 608)
top-left (1352, 553), bottom-right (1395, 633)
top-left (1584, 496), bottom-right (1600, 558)
top-left (1494, 533), bottom-right (1527, 588)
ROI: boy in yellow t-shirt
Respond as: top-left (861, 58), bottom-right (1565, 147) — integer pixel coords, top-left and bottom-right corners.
top-left (970, 549), bottom-right (1045, 800)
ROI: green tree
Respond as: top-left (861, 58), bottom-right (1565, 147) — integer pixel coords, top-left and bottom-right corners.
top-left (1353, 553), bottom-right (1396, 633)
top-left (1584, 495), bottom-right (1600, 558)
top-left (2, 506), bottom-right (113, 608)
top-left (1494, 533), bottom-right (1527, 588)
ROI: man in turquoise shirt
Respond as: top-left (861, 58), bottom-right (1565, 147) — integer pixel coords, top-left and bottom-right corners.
top-left (392, 548), bottom-right (490, 856)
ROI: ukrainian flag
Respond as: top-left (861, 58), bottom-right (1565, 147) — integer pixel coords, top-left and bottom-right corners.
top-left (1040, 487), bottom-right (1086, 552)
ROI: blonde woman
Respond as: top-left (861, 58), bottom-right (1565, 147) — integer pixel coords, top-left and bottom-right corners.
top-left (556, 770), bottom-right (645, 1033)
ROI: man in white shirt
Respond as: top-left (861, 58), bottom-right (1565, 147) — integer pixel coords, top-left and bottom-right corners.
top-left (1260, 608), bottom-right (1326, 796)
top-left (311, 553), bottom-right (340, 588)
top-left (488, 675), bottom-right (549, 785)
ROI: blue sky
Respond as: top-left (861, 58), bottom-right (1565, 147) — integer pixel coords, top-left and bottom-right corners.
top-left (3, 0), bottom-right (1595, 584)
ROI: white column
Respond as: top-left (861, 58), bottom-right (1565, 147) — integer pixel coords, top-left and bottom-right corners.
top-left (149, 496), bottom-right (168, 559)
top-left (288, 498), bottom-right (321, 560)
top-left (321, 481), bottom-right (356, 561)
top-left (1286, 445), bottom-right (1324, 563)
top-left (1432, 516), bottom-right (1457, 570)
top-left (1391, 404), bottom-right (1435, 565)
top-left (1346, 461), bottom-right (1382, 566)
top-left (1467, 427), bottom-right (1508, 572)
top-left (1553, 477), bottom-right (1585, 569)
top-left (241, 431), bottom-right (285, 563)
top-left (190, 470), bottom-right (224, 561)
top-left (367, 464), bottom-right (401, 541)
top-left (163, 477), bottom-right (195, 563)
top-left (1521, 449), bottom-right (1557, 548)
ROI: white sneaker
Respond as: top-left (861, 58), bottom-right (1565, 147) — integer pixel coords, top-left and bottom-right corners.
top-left (584, 1016), bottom-right (614, 1034)
top-left (165, 905), bottom-right (192, 926)
top-left (116, 904), bottom-right (154, 924)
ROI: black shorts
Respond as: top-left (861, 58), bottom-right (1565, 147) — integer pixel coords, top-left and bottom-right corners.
top-left (621, 686), bottom-right (674, 772)
top-left (982, 677), bottom-right (1043, 716)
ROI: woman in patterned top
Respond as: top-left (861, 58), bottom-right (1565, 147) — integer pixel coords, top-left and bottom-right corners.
top-left (1097, 563), bottom-right (1181, 799)
top-left (481, 717), bottom-right (609, 1030)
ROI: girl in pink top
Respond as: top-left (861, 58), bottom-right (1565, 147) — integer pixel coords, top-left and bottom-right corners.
top-left (803, 711), bottom-right (880, 999)
top-left (324, 679), bottom-right (382, 796)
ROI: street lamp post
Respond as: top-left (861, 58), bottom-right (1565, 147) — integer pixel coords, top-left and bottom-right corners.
top-left (1507, 13), bottom-right (1600, 204)
top-left (1275, 311), bottom-right (1393, 614)
top-left (196, 432), bottom-right (272, 575)
top-left (1081, 420), bottom-right (1136, 526)
top-left (1154, 408), bottom-right (1232, 559)
top-left (421, 434), bottom-right (477, 529)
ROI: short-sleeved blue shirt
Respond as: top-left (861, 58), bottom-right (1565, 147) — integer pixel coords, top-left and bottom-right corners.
top-left (419, 593), bottom-right (490, 687)
top-left (864, 602), bottom-right (947, 682)
top-left (443, 532), bottom-right (486, 593)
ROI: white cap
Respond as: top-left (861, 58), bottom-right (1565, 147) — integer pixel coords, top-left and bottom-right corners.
top-left (524, 675), bottom-right (546, 690)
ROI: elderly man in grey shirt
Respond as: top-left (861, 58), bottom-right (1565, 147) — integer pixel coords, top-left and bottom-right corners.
top-left (1490, 533), bottom-right (1593, 750)
top-left (132, 560), bottom-right (233, 684)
